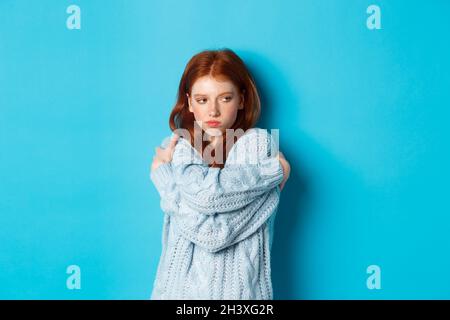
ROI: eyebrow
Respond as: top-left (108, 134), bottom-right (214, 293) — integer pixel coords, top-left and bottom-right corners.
top-left (193, 91), bottom-right (234, 98)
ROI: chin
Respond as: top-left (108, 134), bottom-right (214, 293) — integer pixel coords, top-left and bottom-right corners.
top-left (204, 128), bottom-right (223, 137)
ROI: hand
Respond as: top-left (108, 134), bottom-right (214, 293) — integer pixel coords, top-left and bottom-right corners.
top-left (278, 151), bottom-right (290, 191)
top-left (151, 134), bottom-right (179, 172)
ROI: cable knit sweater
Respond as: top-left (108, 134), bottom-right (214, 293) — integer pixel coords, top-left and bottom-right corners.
top-left (149, 128), bottom-right (284, 300)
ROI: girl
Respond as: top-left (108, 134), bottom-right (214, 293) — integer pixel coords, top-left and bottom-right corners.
top-left (150, 48), bottom-right (290, 300)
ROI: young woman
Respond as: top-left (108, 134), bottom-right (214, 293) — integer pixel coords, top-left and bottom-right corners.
top-left (149, 48), bottom-right (291, 300)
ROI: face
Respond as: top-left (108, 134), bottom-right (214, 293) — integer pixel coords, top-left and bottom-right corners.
top-left (187, 75), bottom-right (244, 137)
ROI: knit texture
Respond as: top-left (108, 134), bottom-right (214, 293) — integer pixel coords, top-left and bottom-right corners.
top-left (149, 128), bottom-right (284, 300)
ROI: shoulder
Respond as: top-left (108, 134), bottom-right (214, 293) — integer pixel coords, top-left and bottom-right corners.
top-left (156, 134), bottom-right (192, 166)
top-left (159, 133), bottom-right (189, 152)
top-left (170, 136), bottom-right (204, 165)
top-left (227, 127), bottom-right (280, 165)
top-left (240, 127), bottom-right (276, 139)
top-left (239, 127), bottom-right (279, 156)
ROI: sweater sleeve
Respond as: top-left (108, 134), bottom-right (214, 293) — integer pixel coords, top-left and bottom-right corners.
top-left (150, 135), bottom-right (182, 215)
top-left (171, 128), bottom-right (284, 214)
top-left (151, 160), bottom-right (282, 253)
top-left (174, 187), bottom-right (281, 253)
top-left (166, 128), bottom-right (283, 253)
top-left (150, 162), bottom-right (180, 215)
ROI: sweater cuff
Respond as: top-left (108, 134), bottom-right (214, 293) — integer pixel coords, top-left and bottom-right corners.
top-left (150, 162), bottom-right (173, 195)
top-left (259, 153), bottom-right (284, 187)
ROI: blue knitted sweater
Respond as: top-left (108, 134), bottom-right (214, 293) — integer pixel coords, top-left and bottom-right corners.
top-left (149, 128), bottom-right (284, 300)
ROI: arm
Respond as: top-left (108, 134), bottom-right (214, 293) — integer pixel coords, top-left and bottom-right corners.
top-left (150, 129), bottom-right (284, 253)
top-left (150, 162), bottom-right (180, 215)
top-left (173, 186), bottom-right (281, 253)
top-left (151, 159), bottom-right (282, 253)
top-left (150, 135), bottom-right (181, 215)
top-left (171, 128), bottom-right (284, 214)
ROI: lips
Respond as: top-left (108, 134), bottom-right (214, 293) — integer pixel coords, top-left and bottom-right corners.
top-left (205, 121), bottom-right (221, 127)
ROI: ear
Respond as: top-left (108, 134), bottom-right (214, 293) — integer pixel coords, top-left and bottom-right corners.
top-left (186, 93), bottom-right (193, 113)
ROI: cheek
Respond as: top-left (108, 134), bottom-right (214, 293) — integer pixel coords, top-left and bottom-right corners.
top-left (222, 107), bottom-right (239, 126)
top-left (192, 107), bottom-right (206, 121)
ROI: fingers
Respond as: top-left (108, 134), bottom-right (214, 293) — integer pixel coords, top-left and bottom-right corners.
top-left (279, 152), bottom-right (290, 175)
top-left (155, 140), bottom-right (176, 163)
top-left (168, 134), bottom-right (179, 149)
top-left (279, 173), bottom-right (288, 191)
top-left (151, 155), bottom-right (159, 172)
top-left (278, 152), bottom-right (291, 192)
top-left (155, 147), bottom-right (163, 158)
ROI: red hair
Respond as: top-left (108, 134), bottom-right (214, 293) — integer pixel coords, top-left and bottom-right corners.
top-left (169, 48), bottom-right (261, 168)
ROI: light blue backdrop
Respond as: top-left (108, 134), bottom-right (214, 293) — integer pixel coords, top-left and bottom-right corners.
top-left (1, 0), bottom-right (449, 299)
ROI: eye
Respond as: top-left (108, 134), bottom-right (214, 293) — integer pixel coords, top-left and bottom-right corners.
top-left (222, 96), bottom-right (232, 102)
top-left (196, 98), bottom-right (207, 104)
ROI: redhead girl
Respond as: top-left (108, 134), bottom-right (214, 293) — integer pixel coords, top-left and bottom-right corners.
top-left (150, 48), bottom-right (290, 300)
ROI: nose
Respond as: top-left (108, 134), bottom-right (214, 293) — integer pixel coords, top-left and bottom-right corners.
top-left (208, 101), bottom-right (220, 117)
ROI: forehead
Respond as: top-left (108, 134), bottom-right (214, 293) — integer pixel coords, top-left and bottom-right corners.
top-left (191, 75), bottom-right (237, 95)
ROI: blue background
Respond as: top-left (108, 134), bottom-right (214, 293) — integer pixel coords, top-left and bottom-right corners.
top-left (1, 0), bottom-right (449, 299)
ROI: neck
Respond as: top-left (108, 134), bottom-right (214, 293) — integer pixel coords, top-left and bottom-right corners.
top-left (208, 135), bottom-right (220, 147)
